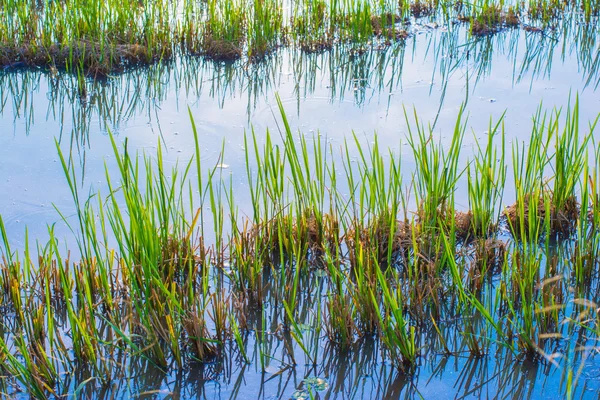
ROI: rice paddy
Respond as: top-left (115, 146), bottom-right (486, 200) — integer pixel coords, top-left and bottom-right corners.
top-left (2, 95), bottom-right (600, 398)
top-left (1, 0), bottom-right (600, 399)
top-left (0, 0), bottom-right (599, 75)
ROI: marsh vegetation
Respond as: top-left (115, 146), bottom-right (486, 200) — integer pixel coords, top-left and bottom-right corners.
top-left (1, 0), bottom-right (599, 75)
top-left (0, 97), bottom-right (600, 397)
top-left (1, 0), bottom-right (600, 398)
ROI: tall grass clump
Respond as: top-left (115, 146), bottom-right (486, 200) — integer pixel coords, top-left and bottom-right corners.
top-left (461, 0), bottom-right (519, 36)
top-left (467, 115), bottom-right (506, 238)
top-left (505, 106), bottom-right (554, 241)
top-left (291, 0), bottom-right (337, 52)
top-left (248, 0), bottom-right (284, 59)
top-left (527, 0), bottom-right (564, 23)
top-left (339, 0), bottom-right (375, 49)
top-left (549, 98), bottom-right (596, 233)
top-left (202, 0), bottom-right (247, 61)
top-left (399, 0), bottom-right (437, 18)
top-left (0, 0), bottom-right (176, 76)
top-left (371, 0), bottom-right (405, 43)
top-left (405, 105), bottom-right (466, 239)
top-left (506, 99), bottom-right (596, 240)
top-left (57, 133), bottom-right (219, 370)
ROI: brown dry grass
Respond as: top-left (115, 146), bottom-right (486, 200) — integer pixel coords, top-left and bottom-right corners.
top-left (370, 13), bottom-right (402, 35)
top-left (407, 0), bottom-right (436, 18)
top-left (461, 6), bottom-right (520, 36)
top-left (0, 40), bottom-right (154, 77)
top-left (504, 194), bottom-right (579, 238)
top-left (454, 211), bottom-right (474, 241)
top-left (202, 36), bottom-right (243, 61)
top-left (346, 218), bottom-right (412, 268)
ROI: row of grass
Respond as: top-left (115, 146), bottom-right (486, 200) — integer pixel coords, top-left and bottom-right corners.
top-left (0, 96), bottom-right (599, 396)
top-left (0, 0), bottom-right (599, 75)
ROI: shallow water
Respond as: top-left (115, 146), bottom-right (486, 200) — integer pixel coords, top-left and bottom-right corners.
top-left (60, 345), bottom-right (586, 399)
top-left (2, 23), bottom-right (600, 244)
top-left (1, 21), bottom-right (600, 398)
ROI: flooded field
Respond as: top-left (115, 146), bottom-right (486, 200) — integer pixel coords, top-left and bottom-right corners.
top-left (1, 1), bottom-right (600, 398)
